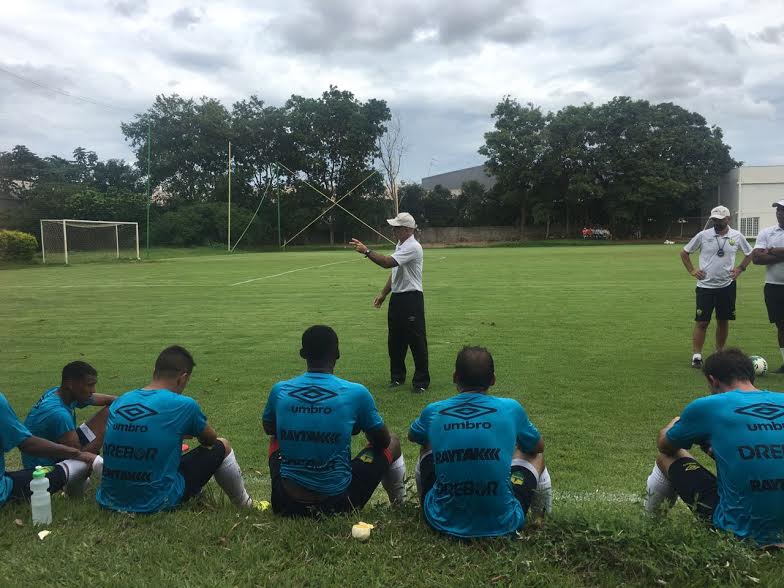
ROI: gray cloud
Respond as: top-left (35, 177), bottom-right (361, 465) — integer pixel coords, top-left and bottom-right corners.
top-left (271, 0), bottom-right (538, 53)
top-left (162, 48), bottom-right (237, 73)
top-left (170, 7), bottom-right (201, 29)
top-left (111, 0), bottom-right (148, 17)
top-left (755, 23), bottom-right (784, 44)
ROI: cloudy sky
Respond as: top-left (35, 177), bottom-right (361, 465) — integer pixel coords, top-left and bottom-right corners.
top-left (1, 0), bottom-right (782, 182)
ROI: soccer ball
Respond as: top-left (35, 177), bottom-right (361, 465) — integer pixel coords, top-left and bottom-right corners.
top-left (750, 355), bottom-right (768, 377)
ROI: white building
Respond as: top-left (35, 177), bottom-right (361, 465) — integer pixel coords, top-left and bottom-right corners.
top-left (715, 166), bottom-right (784, 237)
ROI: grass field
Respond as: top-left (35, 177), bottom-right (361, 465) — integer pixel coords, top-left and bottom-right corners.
top-left (1, 244), bottom-right (783, 587)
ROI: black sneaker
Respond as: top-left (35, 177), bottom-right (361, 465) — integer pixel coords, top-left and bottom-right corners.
top-left (691, 357), bottom-right (703, 369)
top-left (412, 385), bottom-right (427, 393)
top-left (389, 381), bottom-right (403, 388)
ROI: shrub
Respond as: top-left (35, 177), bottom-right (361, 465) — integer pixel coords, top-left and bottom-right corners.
top-left (0, 230), bottom-right (38, 262)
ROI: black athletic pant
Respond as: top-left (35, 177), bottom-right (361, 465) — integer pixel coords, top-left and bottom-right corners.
top-left (388, 290), bottom-right (430, 388)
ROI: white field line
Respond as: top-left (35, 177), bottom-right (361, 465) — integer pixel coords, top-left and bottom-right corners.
top-left (230, 258), bottom-right (361, 286)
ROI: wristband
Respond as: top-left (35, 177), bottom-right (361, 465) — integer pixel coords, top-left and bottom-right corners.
top-left (364, 249), bottom-right (372, 257)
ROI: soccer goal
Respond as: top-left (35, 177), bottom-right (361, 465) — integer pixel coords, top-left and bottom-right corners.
top-left (40, 219), bottom-right (140, 264)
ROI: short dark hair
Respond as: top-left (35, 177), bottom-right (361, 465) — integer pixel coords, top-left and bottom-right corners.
top-left (301, 325), bottom-right (339, 363)
top-left (703, 348), bottom-right (755, 385)
top-left (61, 361), bottom-right (97, 384)
top-left (455, 346), bottom-right (495, 390)
top-left (154, 345), bottom-right (196, 378)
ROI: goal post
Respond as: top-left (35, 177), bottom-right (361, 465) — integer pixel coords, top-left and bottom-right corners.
top-left (39, 219), bottom-right (141, 264)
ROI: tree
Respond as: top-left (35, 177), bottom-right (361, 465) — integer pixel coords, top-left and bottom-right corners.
top-left (283, 86), bottom-right (390, 244)
top-left (122, 94), bottom-right (232, 203)
top-left (479, 98), bottom-right (547, 236)
top-left (376, 113), bottom-right (406, 215)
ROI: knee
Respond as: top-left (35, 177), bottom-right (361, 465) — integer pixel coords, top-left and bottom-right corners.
top-left (655, 453), bottom-right (670, 476)
top-left (217, 437), bottom-right (232, 454)
top-left (387, 433), bottom-right (402, 461)
top-left (695, 321), bottom-right (709, 331)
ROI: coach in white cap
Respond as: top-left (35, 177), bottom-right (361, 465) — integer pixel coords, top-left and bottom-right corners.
top-left (752, 199), bottom-right (784, 373)
top-left (680, 205), bottom-right (752, 368)
top-left (349, 212), bottom-right (430, 392)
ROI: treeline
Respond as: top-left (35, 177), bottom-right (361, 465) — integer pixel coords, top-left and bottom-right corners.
top-left (0, 89), bottom-right (738, 245)
top-left (479, 96), bottom-right (738, 237)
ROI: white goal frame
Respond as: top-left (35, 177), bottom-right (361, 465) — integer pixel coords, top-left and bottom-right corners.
top-left (40, 219), bottom-right (141, 264)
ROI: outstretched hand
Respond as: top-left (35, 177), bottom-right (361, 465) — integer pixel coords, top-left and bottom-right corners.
top-left (349, 238), bottom-right (369, 255)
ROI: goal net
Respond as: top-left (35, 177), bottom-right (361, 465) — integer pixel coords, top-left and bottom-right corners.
top-left (40, 219), bottom-right (140, 264)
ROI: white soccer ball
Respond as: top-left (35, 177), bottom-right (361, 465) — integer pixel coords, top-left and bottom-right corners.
top-left (750, 355), bottom-right (768, 377)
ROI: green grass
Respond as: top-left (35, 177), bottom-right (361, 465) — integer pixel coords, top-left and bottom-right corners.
top-left (1, 245), bottom-right (782, 587)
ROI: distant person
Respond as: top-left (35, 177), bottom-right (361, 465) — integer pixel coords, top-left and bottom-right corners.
top-left (644, 349), bottom-right (784, 547)
top-left (753, 199), bottom-right (784, 373)
top-left (1, 391), bottom-right (98, 507)
top-left (409, 346), bottom-right (552, 539)
top-left (97, 346), bottom-right (252, 513)
top-left (350, 212), bottom-right (430, 392)
top-left (262, 325), bottom-right (406, 517)
top-left (22, 361), bottom-right (115, 469)
top-left (680, 206), bottom-right (752, 368)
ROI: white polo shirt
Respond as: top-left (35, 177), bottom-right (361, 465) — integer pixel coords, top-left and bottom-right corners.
top-left (754, 225), bottom-right (784, 285)
top-left (683, 228), bottom-right (752, 289)
top-left (390, 235), bottom-right (423, 293)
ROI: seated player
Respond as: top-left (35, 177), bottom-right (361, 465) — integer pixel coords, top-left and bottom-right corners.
top-left (262, 325), bottom-right (406, 517)
top-left (644, 348), bottom-right (784, 547)
top-left (97, 345), bottom-right (252, 513)
top-left (409, 346), bottom-right (552, 539)
top-left (22, 361), bottom-right (116, 469)
top-left (1, 391), bottom-right (98, 506)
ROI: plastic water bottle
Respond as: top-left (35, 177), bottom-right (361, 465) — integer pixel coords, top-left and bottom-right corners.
top-left (30, 467), bottom-right (52, 526)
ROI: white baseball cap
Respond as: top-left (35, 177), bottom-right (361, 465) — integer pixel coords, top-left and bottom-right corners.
top-left (772, 199), bottom-right (784, 208)
top-left (386, 212), bottom-right (417, 228)
top-left (709, 205), bottom-right (731, 219)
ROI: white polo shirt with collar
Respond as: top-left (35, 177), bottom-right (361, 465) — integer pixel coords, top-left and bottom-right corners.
top-left (683, 227), bottom-right (752, 289)
top-left (390, 235), bottom-right (423, 293)
top-left (754, 225), bottom-right (784, 285)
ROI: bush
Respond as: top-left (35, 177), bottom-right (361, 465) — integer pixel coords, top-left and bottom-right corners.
top-left (0, 230), bottom-right (38, 262)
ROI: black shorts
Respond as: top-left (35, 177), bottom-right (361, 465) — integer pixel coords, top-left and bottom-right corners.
top-left (269, 445), bottom-right (391, 517)
top-left (668, 457), bottom-right (719, 521)
top-left (4, 465), bottom-right (67, 502)
top-left (417, 452), bottom-right (538, 516)
top-left (179, 443), bottom-right (227, 503)
top-left (695, 282), bottom-right (736, 322)
top-left (764, 283), bottom-right (784, 324)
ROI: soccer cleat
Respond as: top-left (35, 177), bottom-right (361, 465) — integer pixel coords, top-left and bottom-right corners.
top-left (389, 381), bottom-right (403, 388)
top-left (775, 365), bottom-right (784, 374)
top-left (691, 357), bottom-right (703, 369)
top-left (412, 386), bottom-right (426, 393)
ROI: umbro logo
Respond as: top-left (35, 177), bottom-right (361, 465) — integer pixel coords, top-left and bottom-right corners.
top-left (439, 401), bottom-right (497, 421)
top-left (289, 387), bottom-right (337, 404)
top-left (735, 403), bottom-right (784, 421)
top-left (115, 403), bottom-right (158, 422)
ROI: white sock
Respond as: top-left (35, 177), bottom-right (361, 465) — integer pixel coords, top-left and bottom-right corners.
top-left (213, 450), bottom-right (251, 508)
top-left (644, 462), bottom-right (676, 513)
top-left (692, 353), bottom-right (702, 360)
top-left (382, 456), bottom-right (406, 505)
top-left (58, 459), bottom-right (90, 497)
top-left (531, 466), bottom-right (553, 515)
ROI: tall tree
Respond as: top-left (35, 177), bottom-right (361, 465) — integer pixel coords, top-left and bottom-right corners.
top-left (479, 98), bottom-right (547, 236)
top-left (283, 86), bottom-right (390, 244)
top-left (376, 113), bottom-right (406, 215)
top-left (122, 94), bottom-right (231, 203)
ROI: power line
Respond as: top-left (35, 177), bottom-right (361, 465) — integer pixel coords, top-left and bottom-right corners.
top-left (0, 65), bottom-right (130, 113)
